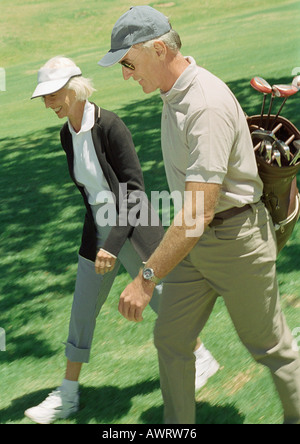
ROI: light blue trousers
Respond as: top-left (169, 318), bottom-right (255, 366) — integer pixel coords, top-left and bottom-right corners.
top-left (65, 206), bottom-right (161, 363)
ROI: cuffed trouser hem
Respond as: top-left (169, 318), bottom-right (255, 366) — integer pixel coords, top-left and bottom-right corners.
top-left (65, 342), bottom-right (91, 363)
top-left (64, 233), bottom-right (162, 367)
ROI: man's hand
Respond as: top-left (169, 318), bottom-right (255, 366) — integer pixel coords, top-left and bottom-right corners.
top-left (95, 249), bottom-right (117, 275)
top-left (118, 273), bottom-right (155, 322)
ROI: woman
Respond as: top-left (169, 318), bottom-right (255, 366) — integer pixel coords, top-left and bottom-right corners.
top-left (25, 57), bottom-right (219, 424)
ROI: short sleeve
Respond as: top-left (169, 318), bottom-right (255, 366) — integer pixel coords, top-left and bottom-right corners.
top-left (185, 107), bottom-right (235, 185)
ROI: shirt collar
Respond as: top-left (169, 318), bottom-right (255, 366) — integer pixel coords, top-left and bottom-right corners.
top-left (160, 56), bottom-right (199, 102)
top-left (68, 100), bottom-right (95, 135)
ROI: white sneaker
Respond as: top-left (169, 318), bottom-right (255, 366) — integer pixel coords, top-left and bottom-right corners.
top-left (195, 346), bottom-right (220, 390)
top-left (24, 388), bottom-right (79, 424)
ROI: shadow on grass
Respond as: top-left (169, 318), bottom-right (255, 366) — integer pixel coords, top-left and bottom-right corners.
top-left (0, 126), bottom-right (84, 357)
top-left (0, 379), bottom-right (245, 424)
top-left (141, 402), bottom-right (245, 425)
top-left (0, 333), bottom-right (57, 364)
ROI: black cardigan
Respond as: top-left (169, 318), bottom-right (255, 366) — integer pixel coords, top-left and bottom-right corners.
top-left (60, 103), bottom-right (165, 262)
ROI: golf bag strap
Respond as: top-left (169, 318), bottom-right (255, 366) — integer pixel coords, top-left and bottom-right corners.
top-left (274, 193), bottom-right (300, 230)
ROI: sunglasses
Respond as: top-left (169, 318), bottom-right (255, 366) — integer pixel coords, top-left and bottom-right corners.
top-left (119, 48), bottom-right (143, 71)
top-left (120, 60), bottom-right (136, 71)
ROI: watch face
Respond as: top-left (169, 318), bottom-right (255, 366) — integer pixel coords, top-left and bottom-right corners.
top-left (143, 268), bottom-right (154, 280)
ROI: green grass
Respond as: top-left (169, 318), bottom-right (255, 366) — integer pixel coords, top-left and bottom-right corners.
top-left (0, 0), bottom-right (300, 425)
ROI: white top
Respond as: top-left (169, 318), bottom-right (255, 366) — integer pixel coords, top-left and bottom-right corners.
top-left (68, 101), bottom-right (111, 206)
top-left (160, 57), bottom-right (263, 212)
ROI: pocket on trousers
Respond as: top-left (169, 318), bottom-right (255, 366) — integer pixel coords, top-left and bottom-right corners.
top-left (213, 204), bottom-right (270, 243)
top-left (213, 210), bottom-right (255, 241)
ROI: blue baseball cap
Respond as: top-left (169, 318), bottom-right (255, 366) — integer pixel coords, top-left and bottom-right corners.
top-left (98, 6), bottom-right (171, 67)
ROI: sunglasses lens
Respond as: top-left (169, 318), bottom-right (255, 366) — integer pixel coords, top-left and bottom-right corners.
top-left (121, 61), bottom-right (135, 71)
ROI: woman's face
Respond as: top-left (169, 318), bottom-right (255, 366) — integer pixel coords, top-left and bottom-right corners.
top-left (43, 87), bottom-right (77, 119)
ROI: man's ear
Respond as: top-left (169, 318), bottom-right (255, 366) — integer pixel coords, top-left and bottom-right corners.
top-left (153, 41), bottom-right (167, 60)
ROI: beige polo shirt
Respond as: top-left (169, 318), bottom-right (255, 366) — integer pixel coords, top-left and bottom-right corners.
top-left (160, 57), bottom-right (263, 213)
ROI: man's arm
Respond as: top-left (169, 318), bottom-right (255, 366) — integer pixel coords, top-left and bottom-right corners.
top-left (118, 181), bottom-right (221, 322)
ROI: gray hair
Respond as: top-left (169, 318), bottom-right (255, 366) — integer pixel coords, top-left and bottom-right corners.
top-left (42, 56), bottom-right (96, 101)
top-left (141, 29), bottom-right (182, 54)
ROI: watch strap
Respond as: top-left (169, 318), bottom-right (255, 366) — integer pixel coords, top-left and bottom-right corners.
top-left (142, 267), bottom-right (161, 285)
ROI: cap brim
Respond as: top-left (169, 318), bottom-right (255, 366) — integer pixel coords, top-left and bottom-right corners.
top-left (31, 77), bottom-right (71, 99)
top-left (98, 47), bottom-right (131, 67)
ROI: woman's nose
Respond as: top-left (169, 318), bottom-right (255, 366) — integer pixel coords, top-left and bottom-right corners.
top-left (44, 96), bottom-right (51, 108)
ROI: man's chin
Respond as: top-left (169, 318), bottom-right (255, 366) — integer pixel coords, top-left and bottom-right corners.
top-left (141, 84), bottom-right (156, 95)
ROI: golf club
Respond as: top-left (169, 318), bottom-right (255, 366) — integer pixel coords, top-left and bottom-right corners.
top-left (251, 126), bottom-right (281, 144)
top-left (258, 139), bottom-right (266, 155)
top-left (266, 142), bottom-right (273, 163)
top-left (285, 134), bottom-right (295, 146)
top-left (251, 124), bottom-right (293, 165)
top-left (265, 86), bottom-right (276, 130)
top-left (282, 143), bottom-right (291, 162)
top-left (274, 140), bottom-right (290, 162)
top-left (273, 150), bottom-right (282, 167)
top-left (293, 139), bottom-right (300, 150)
top-left (271, 84), bottom-right (299, 129)
top-left (292, 75), bottom-right (300, 89)
top-left (261, 140), bottom-right (273, 163)
top-left (250, 77), bottom-right (272, 127)
top-left (290, 148), bottom-right (300, 166)
top-left (252, 123), bottom-right (282, 152)
top-left (290, 140), bottom-right (300, 166)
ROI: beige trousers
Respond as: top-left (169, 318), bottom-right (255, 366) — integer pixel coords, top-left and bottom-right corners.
top-left (154, 201), bottom-right (300, 424)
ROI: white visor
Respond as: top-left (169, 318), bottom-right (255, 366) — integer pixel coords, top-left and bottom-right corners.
top-left (31, 66), bottom-right (82, 99)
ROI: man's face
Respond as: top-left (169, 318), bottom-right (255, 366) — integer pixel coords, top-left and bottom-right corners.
top-left (120, 46), bottom-right (163, 94)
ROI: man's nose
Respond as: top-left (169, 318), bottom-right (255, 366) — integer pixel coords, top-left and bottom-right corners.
top-left (122, 66), bottom-right (134, 81)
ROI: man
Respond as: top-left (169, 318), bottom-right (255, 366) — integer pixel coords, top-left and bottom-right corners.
top-left (98, 6), bottom-right (300, 424)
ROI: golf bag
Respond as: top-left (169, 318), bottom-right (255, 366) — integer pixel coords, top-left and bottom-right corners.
top-left (247, 114), bottom-right (300, 253)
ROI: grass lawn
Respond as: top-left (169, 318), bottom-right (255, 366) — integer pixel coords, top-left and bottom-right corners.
top-left (0, 0), bottom-right (299, 425)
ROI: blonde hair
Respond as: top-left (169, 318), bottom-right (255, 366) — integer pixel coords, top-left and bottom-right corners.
top-left (42, 56), bottom-right (96, 101)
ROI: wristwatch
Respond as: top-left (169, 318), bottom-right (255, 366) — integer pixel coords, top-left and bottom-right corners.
top-left (142, 267), bottom-right (161, 285)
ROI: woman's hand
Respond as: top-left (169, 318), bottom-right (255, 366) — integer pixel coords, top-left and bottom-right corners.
top-left (95, 249), bottom-right (117, 275)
